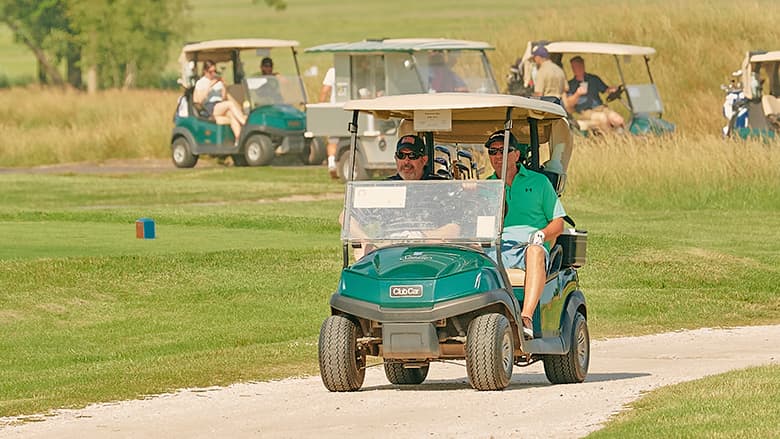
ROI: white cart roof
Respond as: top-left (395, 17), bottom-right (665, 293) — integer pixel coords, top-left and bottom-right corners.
top-left (305, 38), bottom-right (493, 53)
top-left (178, 39), bottom-right (299, 63)
top-left (541, 41), bottom-right (656, 57)
top-left (748, 51), bottom-right (780, 63)
top-left (344, 93), bottom-right (568, 144)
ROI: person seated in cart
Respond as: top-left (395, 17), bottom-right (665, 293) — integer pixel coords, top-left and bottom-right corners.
top-left (485, 130), bottom-right (566, 339)
top-left (387, 135), bottom-right (446, 180)
top-left (564, 56), bottom-right (625, 132)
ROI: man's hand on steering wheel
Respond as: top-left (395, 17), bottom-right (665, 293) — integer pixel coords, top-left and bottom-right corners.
top-left (606, 85), bottom-right (625, 102)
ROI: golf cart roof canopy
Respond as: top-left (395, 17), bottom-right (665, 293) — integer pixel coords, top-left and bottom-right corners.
top-left (179, 39), bottom-right (299, 62)
top-left (305, 38), bottom-right (493, 53)
top-left (541, 41), bottom-right (656, 57)
top-left (344, 93), bottom-right (568, 144)
top-left (748, 51), bottom-right (780, 63)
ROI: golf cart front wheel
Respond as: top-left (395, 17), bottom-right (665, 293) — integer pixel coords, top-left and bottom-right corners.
top-left (171, 136), bottom-right (198, 168)
top-left (542, 311), bottom-right (589, 384)
top-left (465, 313), bottom-right (514, 391)
top-left (384, 361), bottom-right (429, 385)
top-left (318, 315), bottom-right (366, 392)
top-left (243, 134), bottom-right (274, 166)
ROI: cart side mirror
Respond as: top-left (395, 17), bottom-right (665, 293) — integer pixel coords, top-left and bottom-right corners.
top-left (403, 59), bottom-right (415, 70)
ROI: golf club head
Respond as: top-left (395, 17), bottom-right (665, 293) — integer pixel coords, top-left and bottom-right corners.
top-left (434, 157), bottom-right (450, 171)
top-left (457, 150), bottom-right (474, 162)
top-left (434, 145), bottom-right (452, 160)
top-left (436, 168), bottom-right (452, 179)
top-left (454, 163), bottom-right (470, 180)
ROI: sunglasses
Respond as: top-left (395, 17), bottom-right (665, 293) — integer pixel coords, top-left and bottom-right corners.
top-left (395, 151), bottom-right (423, 160)
top-left (487, 147), bottom-right (516, 156)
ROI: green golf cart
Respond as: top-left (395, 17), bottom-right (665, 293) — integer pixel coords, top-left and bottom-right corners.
top-left (304, 38), bottom-right (499, 180)
top-left (171, 39), bottom-right (324, 167)
top-left (318, 93), bottom-right (588, 391)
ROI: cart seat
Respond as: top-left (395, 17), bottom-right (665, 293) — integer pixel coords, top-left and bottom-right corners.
top-left (192, 101), bottom-right (232, 125)
top-left (762, 95), bottom-right (780, 116)
top-left (506, 268), bottom-right (525, 287)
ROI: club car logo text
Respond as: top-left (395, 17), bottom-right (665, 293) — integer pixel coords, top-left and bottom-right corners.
top-left (389, 285), bottom-right (423, 298)
top-left (400, 251), bottom-right (432, 262)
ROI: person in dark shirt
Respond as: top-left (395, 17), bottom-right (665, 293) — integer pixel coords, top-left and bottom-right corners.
top-left (564, 56), bottom-right (625, 133)
top-left (387, 135), bottom-right (445, 180)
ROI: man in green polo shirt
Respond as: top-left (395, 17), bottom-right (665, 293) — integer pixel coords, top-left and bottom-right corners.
top-left (485, 130), bottom-right (566, 339)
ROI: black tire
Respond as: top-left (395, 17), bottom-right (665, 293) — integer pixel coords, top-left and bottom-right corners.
top-left (337, 148), bottom-right (368, 182)
top-left (318, 315), bottom-right (366, 392)
top-left (171, 136), bottom-right (198, 168)
top-left (384, 361), bottom-right (429, 385)
top-left (243, 133), bottom-right (274, 166)
top-left (301, 137), bottom-right (327, 165)
top-left (465, 313), bottom-right (514, 391)
top-left (542, 311), bottom-right (589, 384)
top-left (232, 154), bottom-right (248, 167)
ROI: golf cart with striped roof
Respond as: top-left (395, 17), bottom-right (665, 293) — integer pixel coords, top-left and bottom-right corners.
top-left (509, 41), bottom-right (675, 136)
top-left (171, 39), bottom-right (325, 167)
top-left (318, 93), bottom-right (588, 391)
top-left (305, 38), bottom-right (499, 181)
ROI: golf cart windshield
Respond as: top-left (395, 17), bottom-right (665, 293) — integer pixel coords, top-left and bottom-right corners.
top-left (342, 180), bottom-right (504, 244)
top-left (241, 49), bottom-right (306, 109)
top-left (415, 50), bottom-right (497, 93)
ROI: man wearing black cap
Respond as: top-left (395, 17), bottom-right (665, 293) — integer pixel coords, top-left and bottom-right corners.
top-left (260, 57), bottom-right (276, 76)
top-left (485, 130), bottom-right (566, 339)
top-left (387, 135), bottom-right (444, 180)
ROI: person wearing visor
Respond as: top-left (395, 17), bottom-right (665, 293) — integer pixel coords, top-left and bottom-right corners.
top-left (387, 135), bottom-right (445, 180)
top-left (485, 130), bottom-right (566, 339)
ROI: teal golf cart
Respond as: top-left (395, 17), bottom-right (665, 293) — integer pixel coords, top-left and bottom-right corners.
top-left (171, 39), bottom-right (324, 167)
top-left (318, 93), bottom-right (588, 391)
top-left (510, 41), bottom-right (675, 136)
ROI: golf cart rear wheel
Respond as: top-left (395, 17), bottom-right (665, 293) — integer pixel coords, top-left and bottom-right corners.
top-left (301, 137), bottom-right (326, 165)
top-left (243, 134), bottom-right (274, 166)
top-left (318, 315), bottom-right (366, 392)
top-left (542, 311), bottom-right (589, 384)
top-left (465, 313), bottom-right (514, 391)
top-left (384, 361), bottom-right (429, 385)
top-left (171, 136), bottom-right (198, 168)
top-left (337, 149), bottom-right (368, 182)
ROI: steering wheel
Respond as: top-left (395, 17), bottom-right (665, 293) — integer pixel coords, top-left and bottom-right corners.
top-left (606, 85), bottom-right (625, 103)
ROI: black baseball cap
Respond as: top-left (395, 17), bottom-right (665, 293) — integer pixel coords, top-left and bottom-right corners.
top-left (261, 57), bottom-right (273, 67)
top-left (396, 135), bottom-right (426, 155)
top-left (485, 130), bottom-right (518, 150)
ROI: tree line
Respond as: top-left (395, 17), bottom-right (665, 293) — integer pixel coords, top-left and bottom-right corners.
top-left (1, 0), bottom-right (286, 92)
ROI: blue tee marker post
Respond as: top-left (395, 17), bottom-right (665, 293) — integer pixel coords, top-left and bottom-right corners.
top-left (135, 218), bottom-right (156, 239)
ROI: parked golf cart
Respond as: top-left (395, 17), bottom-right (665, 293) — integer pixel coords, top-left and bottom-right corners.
top-left (304, 38), bottom-right (499, 181)
top-left (171, 39), bottom-right (325, 167)
top-left (509, 41), bottom-right (675, 136)
top-left (318, 93), bottom-right (588, 391)
top-left (721, 50), bottom-right (780, 140)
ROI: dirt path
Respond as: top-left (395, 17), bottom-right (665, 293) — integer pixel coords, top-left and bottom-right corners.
top-left (2, 325), bottom-right (778, 438)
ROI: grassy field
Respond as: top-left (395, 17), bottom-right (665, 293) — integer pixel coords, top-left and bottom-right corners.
top-left (1, 139), bottom-right (779, 417)
top-left (3, 0), bottom-right (780, 134)
top-left (590, 365), bottom-right (780, 438)
top-left (2, 0), bottom-right (780, 432)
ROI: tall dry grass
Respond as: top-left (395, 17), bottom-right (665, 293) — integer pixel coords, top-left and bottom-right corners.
top-left (567, 134), bottom-right (780, 209)
top-left (0, 87), bottom-right (178, 167)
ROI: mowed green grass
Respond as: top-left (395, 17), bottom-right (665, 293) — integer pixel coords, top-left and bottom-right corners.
top-left (589, 365), bottom-right (780, 438)
top-left (1, 157), bottom-right (779, 418)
